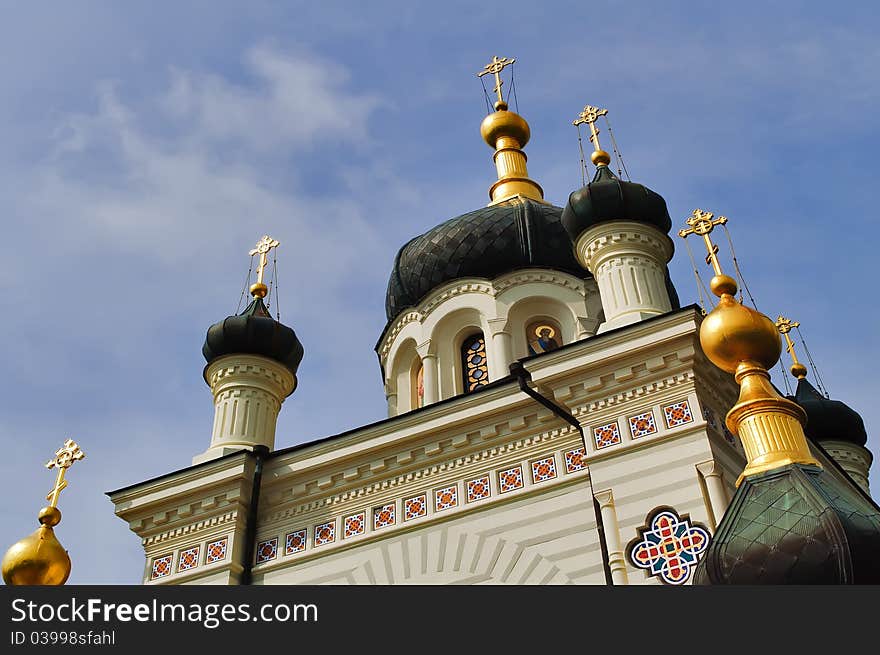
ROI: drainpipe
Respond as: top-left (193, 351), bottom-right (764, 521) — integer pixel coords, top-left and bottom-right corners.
top-left (508, 361), bottom-right (614, 585)
top-left (239, 445), bottom-right (269, 586)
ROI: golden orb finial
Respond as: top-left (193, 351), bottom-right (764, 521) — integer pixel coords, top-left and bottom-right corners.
top-left (475, 55), bottom-right (543, 204)
top-left (248, 235), bottom-right (279, 298)
top-left (2, 439), bottom-right (84, 586)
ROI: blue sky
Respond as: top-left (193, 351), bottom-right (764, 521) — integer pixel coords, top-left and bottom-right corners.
top-left (2, 1), bottom-right (878, 583)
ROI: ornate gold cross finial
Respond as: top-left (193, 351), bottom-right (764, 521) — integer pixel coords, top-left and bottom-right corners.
top-left (678, 209), bottom-right (729, 277)
top-left (477, 56), bottom-right (516, 109)
top-left (573, 105), bottom-right (608, 152)
top-left (248, 235), bottom-right (280, 298)
top-left (44, 439), bottom-right (85, 508)
top-left (775, 315), bottom-right (807, 379)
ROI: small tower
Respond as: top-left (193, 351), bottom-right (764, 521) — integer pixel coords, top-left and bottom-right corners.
top-left (679, 216), bottom-right (880, 584)
top-left (561, 106), bottom-right (676, 332)
top-left (2, 440), bottom-right (85, 585)
top-left (194, 236), bottom-right (303, 464)
top-left (777, 316), bottom-right (873, 494)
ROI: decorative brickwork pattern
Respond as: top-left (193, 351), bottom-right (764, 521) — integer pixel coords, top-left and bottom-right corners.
top-left (466, 475), bottom-right (491, 502)
top-left (435, 485), bottom-right (458, 512)
top-left (151, 554), bottom-right (173, 580)
top-left (256, 537), bottom-right (278, 564)
top-left (664, 400), bottom-right (694, 428)
top-left (499, 466), bottom-right (524, 493)
top-left (404, 494), bottom-right (428, 521)
top-left (178, 545), bottom-right (199, 572)
top-left (285, 529), bottom-right (307, 555)
top-left (594, 422), bottom-right (621, 449)
top-left (531, 456), bottom-right (557, 483)
top-left (314, 521), bottom-right (335, 547)
top-left (205, 537), bottom-right (228, 564)
top-left (564, 447), bottom-right (587, 473)
top-left (373, 503), bottom-right (396, 529)
top-left (629, 411), bottom-right (657, 438)
top-left (344, 512), bottom-right (366, 538)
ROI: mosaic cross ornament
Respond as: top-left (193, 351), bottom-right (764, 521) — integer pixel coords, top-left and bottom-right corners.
top-left (249, 234), bottom-right (280, 287)
top-left (627, 507), bottom-right (710, 585)
top-left (45, 439), bottom-right (85, 507)
top-left (476, 55), bottom-right (516, 106)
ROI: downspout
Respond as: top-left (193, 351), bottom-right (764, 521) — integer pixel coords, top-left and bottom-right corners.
top-left (239, 445), bottom-right (269, 586)
top-left (508, 361), bottom-right (614, 585)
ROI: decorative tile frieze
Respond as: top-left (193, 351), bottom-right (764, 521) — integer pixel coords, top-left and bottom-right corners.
top-left (256, 537), bottom-right (278, 564)
top-left (404, 494), bottom-right (428, 521)
top-left (628, 411), bottom-right (657, 438)
top-left (373, 503), bottom-right (396, 529)
top-left (343, 512), bottom-right (366, 538)
top-left (314, 521), bottom-right (335, 547)
top-left (530, 456), bottom-right (557, 483)
top-left (564, 447), bottom-right (587, 473)
top-left (177, 545), bottom-right (199, 572)
top-left (466, 475), bottom-right (491, 503)
top-left (434, 485), bottom-right (458, 512)
top-left (151, 554), bottom-right (173, 580)
top-left (593, 422), bottom-right (621, 449)
top-left (663, 400), bottom-right (694, 428)
top-left (498, 466), bottom-right (524, 493)
top-left (205, 537), bottom-right (228, 564)
top-left (285, 529), bottom-right (307, 555)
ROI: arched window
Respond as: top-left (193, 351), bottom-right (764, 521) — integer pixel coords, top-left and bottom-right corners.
top-left (526, 320), bottom-right (562, 355)
top-left (461, 333), bottom-right (489, 392)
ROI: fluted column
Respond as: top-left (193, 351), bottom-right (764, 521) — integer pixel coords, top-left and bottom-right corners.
top-left (417, 340), bottom-right (439, 405)
top-left (594, 489), bottom-right (629, 585)
top-left (193, 354), bottom-right (295, 465)
top-left (487, 318), bottom-right (513, 381)
top-left (575, 221), bottom-right (673, 333)
top-left (696, 460), bottom-right (730, 529)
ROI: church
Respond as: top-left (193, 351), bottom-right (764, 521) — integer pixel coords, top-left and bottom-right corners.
top-left (6, 56), bottom-right (879, 586)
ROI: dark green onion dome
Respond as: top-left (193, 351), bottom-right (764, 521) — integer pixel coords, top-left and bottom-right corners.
top-left (203, 297), bottom-right (303, 377)
top-left (790, 378), bottom-right (868, 447)
top-left (384, 198), bottom-right (586, 323)
top-left (693, 463), bottom-right (880, 584)
top-left (560, 165), bottom-right (673, 242)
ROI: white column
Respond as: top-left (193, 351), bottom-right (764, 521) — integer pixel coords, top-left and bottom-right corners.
top-left (594, 489), bottom-right (629, 585)
top-left (421, 353), bottom-right (439, 405)
top-left (575, 221), bottom-right (674, 333)
top-left (487, 317), bottom-right (513, 381)
top-left (821, 441), bottom-right (873, 495)
top-left (193, 353), bottom-right (296, 465)
top-left (385, 383), bottom-right (398, 417)
top-left (696, 460), bottom-right (730, 529)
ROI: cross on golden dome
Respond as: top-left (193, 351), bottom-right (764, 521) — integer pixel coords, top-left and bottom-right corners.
top-left (45, 439), bottom-right (85, 508)
top-left (678, 209), bottom-right (729, 277)
top-left (477, 55), bottom-right (516, 109)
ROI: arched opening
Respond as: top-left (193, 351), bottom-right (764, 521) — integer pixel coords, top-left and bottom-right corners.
top-left (526, 319), bottom-right (563, 355)
top-left (461, 333), bottom-right (489, 393)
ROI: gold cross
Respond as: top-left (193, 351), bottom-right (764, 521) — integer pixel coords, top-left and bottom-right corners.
top-left (678, 209), bottom-right (728, 276)
top-left (775, 315), bottom-right (807, 378)
top-left (477, 56), bottom-right (516, 107)
top-left (249, 235), bottom-right (280, 287)
top-left (572, 104), bottom-right (608, 152)
top-left (45, 439), bottom-right (85, 508)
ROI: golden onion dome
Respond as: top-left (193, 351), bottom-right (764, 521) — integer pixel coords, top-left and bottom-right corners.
top-left (1, 507), bottom-right (71, 586)
top-left (699, 275), bottom-right (782, 374)
top-left (480, 103), bottom-right (531, 148)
